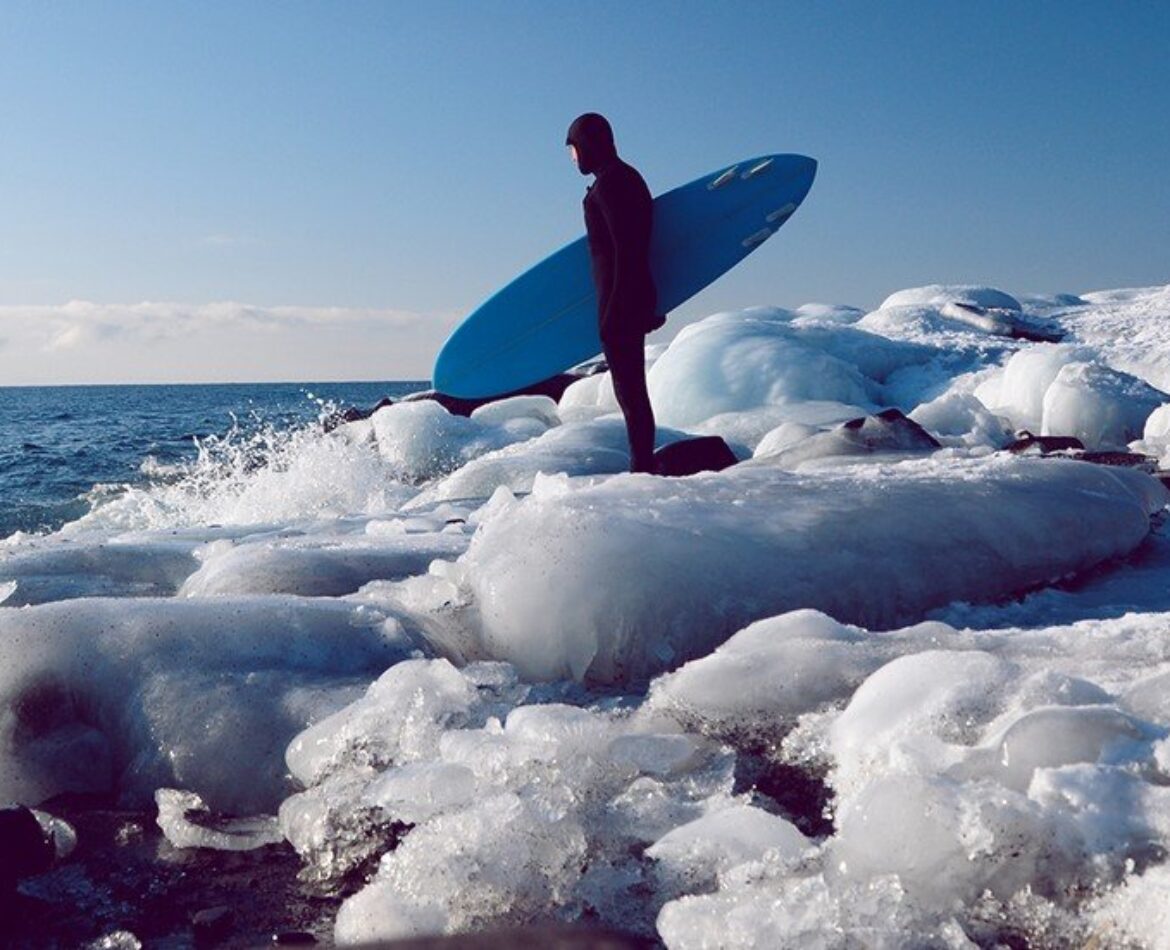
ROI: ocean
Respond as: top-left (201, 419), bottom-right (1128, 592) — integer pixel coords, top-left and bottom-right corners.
top-left (0, 381), bottom-right (425, 539)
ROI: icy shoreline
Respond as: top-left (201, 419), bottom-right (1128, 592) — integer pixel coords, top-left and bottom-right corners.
top-left (4, 284), bottom-right (1170, 947)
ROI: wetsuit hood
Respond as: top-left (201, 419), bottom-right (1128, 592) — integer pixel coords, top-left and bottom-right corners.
top-left (566, 112), bottom-right (617, 176)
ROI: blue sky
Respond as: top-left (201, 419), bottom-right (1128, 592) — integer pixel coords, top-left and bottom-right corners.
top-left (1, 1), bottom-right (1167, 383)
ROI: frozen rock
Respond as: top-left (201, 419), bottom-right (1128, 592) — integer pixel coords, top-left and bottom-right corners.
top-left (155, 788), bottom-right (283, 851)
top-left (751, 408), bottom-right (939, 468)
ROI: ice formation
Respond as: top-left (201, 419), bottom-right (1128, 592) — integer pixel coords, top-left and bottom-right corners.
top-left (4, 284), bottom-right (1170, 947)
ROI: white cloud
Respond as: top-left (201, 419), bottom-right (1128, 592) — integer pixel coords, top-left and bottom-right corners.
top-left (0, 301), bottom-right (460, 385)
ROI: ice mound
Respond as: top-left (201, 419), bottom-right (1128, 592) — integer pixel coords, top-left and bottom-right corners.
top-left (751, 409), bottom-right (940, 467)
top-left (412, 456), bottom-right (1163, 682)
top-left (1043, 361), bottom-right (1166, 449)
top-left (880, 285), bottom-right (1024, 312)
top-left (558, 347), bottom-right (666, 423)
top-left (646, 804), bottom-right (810, 894)
top-left (909, 387), bottom-right (1014, 450)
top-left (0, 535), bottom-right (200, 606)
top-left (646, 308), bottom-right (898, 430)
top-left (406, 419), bottom-right (635, 507)
top-left (369, 399), bottom-right (559, 483)
top-left (975, 346), bottom-right (1167, 449)
top-left (1062, 285), bottom-right (1170, 392)
top-left (0, 597), bottom-right (416, 811)
top-left (1133, 403), bottom-right (1170, 466)
top-left (860, 285), bottom-right (1025, 348)
top-left (646, 610), bottom-right (957, 733)
top-left (179, 528), bottom-right (469, 597)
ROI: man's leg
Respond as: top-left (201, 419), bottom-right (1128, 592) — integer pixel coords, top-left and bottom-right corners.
top-left (603, 332), bottom-right (656, 473)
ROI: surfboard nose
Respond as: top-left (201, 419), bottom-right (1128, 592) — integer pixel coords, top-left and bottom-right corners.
top-left (789, 155), bottom-right (818, 201)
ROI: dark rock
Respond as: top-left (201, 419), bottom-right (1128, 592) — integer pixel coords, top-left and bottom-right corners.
top-left (322, 397), bottom-right (394, 432)
top-left (1006, 431), bottom-right (1084, 454)
top-left (273, 932), bottom-right (318, 945)
top-left (323, 372), bottom-right (590, 432)
top-left (946, 300), bottom-right (1065, 343)
top-left (654, 436), bottom-right (739, 477)
top-left (193, 904), bottom-right (234, 943)
top-left (1080, 451), bottom-right (1159, 471)
top-left (363, 926), bottom-right (649, 949)
top-left (0, 805), bottom-right (55, 893)
top-left (843, 408), bottom-right (941, 449)
top-left (404, 372), bottom-right (585, 417)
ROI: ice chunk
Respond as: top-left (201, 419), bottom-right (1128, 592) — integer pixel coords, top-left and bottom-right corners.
top-left (985, 705), bottom-right (1148, 792)
top-left (370, 400), bottom-right (552, 483)
top-left (974, 344), bottom-right (1088, 434)
top-left (1041, 361), bottom-right (1166, 450)
top-left (178, 531), bottom-right (468, 597)
top-left (830, 650), bottom-right (1017, 796)
top-left (649, 610), bottom-right (887, 728)
top-left (469, 395), bottom-right (561, 428)
top-left (647, 804), bottom-right (810, 888)
top-left (910, 389), bottom-right (1013, 450)
top-left (334, 792), bottom-right (588, 944)
top-left (362, 761), bottom-right (477, 823)
top-left (407, 419), bottom-right (632, 507)
top-left (285, 659), bottom-right (484, 787)
top-left (155, 787), bottom-right (282, 851)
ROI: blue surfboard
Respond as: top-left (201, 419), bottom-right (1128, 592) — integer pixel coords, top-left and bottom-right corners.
top-left (433, 153), bottom-right (817, 399)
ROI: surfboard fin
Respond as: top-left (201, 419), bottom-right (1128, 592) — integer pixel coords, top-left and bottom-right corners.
top-left (708, 166), bottom-right (739, 190)
top-left (766, 203), bottom-right (797, 224)
top-left (741, 158), bottom-right (774, 180)
top-left (741, 228), bottom-right (772, 249)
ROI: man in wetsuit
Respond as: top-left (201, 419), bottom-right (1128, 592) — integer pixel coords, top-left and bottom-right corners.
top-left (566, 112), bottom-right (664, 474)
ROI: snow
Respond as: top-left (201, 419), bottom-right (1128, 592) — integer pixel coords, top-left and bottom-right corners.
top-left (5, 284), bottom-right (1170, 947)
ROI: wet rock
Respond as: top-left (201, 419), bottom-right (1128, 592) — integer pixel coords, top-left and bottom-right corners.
top-left (0, 805), bottom-right (55, 894)
top-left (1006, 430), bottom-right (1084, 454)
top-left (943, 300), bottom-right (1064, 342)
top-left (366, 926), bottom-right (649, 948)
top-left (654, 436), bottom-right (738, 476)
top-left (407, 372), bottom-right (585, 417)
top-left (192, 904), bottom-right (233, 943)
top-left (325, 373), bottom-right (589, 431)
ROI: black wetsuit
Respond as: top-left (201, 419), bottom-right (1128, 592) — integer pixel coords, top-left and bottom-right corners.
top-left (567, 113), bottom-right (661, 473)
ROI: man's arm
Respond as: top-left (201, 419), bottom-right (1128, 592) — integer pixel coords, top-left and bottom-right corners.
top-left (596, 172), bottom-right (652, 339)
